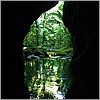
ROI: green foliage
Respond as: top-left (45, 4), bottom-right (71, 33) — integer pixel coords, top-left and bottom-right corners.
top-left (24, 2), bottom-right (73, 99)
top-left (24, 57), bottom-right (73, 99)
top-left (23, 1), bottom-right (73, 53)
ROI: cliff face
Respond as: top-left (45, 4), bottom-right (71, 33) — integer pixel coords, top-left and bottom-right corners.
top-left (63, 1), bottom-right (99, 99)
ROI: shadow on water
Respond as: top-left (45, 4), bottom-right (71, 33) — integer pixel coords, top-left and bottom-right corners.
top-left (24, 56), bottom-right (72, 99)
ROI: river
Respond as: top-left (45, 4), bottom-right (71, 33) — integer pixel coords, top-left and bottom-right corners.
top-left (24, 55), bottom-right (72, 99)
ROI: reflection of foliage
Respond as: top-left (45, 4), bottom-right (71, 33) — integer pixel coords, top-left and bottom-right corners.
top-left (24, 1), bottom-right (73, 99)
top-left (23, 1), bottom-right (73, 52)
top-left (24, 57), bottom-right (73, 99)
top-left (38, 89), bottom-right (54, 99)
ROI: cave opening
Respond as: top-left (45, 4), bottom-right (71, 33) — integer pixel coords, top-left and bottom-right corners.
top-left (23, 1), bottom-right (73, 99)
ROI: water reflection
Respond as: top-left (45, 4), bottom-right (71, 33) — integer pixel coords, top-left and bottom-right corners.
top-left (24, 56), bottom-right (72, 99)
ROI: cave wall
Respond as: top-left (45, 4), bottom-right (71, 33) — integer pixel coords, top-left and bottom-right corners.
top-left (63, 1), bottom-right (99, 99)
top-left (1, 1), bottom-right (99, 99)
top-left (1, 1), bottom-right (58, 99)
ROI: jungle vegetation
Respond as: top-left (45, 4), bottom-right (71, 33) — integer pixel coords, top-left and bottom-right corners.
top-left (23, 1), bottom-right (73, 99)
top-left (23, 1), bottom-right (73, 57)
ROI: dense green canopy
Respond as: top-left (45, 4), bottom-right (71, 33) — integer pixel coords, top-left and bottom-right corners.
top-left (23, 2), bottom-right (73, 99)
top-left (23, 1), bottom-right (73, 53)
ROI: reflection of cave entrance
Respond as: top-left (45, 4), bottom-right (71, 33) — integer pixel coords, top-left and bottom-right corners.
top-left (23, 1), bottom-right (73, 99)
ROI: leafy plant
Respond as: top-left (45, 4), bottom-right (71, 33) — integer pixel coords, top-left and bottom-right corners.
top-left (23, 1), bottom-right (73, 54)
top-left (24, 2), bottom-right (73, 99)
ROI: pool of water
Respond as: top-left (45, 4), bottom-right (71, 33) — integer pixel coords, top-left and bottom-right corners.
top-left (24, 56), bottom-right (72, 99)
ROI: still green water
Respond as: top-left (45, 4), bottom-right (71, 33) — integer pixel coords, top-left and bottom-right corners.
top-left (24, 56), bottom-right (72, 99)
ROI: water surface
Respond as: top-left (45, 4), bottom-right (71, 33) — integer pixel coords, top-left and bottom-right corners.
top-left (24, 56), bottom-right (72, 99)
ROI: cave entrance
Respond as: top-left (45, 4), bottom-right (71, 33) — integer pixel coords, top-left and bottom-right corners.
top-left (23, 1), bottom-right (73, 99)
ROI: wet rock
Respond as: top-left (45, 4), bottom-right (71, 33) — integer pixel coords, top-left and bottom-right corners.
top-left (27, 54), bottom-right (39, 60)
